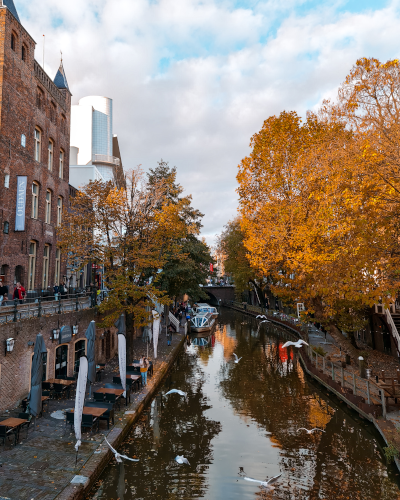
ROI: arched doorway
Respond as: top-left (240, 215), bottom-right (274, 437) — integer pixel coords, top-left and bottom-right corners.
top-left (74, 339), bottom-right (86, 375)
top-left (55, 345), bottom-right (68, 379)
top-left (14, 265), bottom-right (24, 285)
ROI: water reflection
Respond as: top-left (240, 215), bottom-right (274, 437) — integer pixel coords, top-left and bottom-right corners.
top-left (89, 309), bottom-right (400, 500)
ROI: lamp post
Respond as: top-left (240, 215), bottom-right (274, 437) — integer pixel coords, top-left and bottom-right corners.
top-left (5, 338), bottom-right (15, 356)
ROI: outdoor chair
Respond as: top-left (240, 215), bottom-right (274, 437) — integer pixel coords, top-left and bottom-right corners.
top-left (81, 414), bottom-right (99, 434)
top-left (54, 383), bottom-right (70, 399)
top-left (94, 392), bottom-right (105, 402)
top-left (0, 425), bottom-right (17, 449)
top-left (104, 393), bottom-right (120, 409)
top-left (66, 411), bottom-right (74, 431)
top-left (84, 401), bottom-right (114, 429)
top-left (127, 366), bottom-right (140, 374)
top-left (18, 413), bottom-right (31, 438)
top-left (113, 376), bottom-right (122, 385)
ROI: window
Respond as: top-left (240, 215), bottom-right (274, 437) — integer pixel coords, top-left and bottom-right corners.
top-left (55, 248), bottom-right (61, 285)
top-left (61, 115), bottom-right (66, 135)
top-left (42, 244), bottom-right (50, 288)
top-left (28, 241), bottom-right (36, 290)
top-left (11, 33), bottom-right (16, 51)
top-left (57, 196), bottom-right (62, 226)
top-left (42, 352), bottom-right (48, 382)
top-left (59, 150), bottom-right (64, 179)
top-left (55, 345), bottom-right (68, 379)
top-left (74, 340), bottom-right (86, 374)
top-left (3, 222), bottom-right (9, 234)
top-left (45, 190), bottom-right (51, 224)
top-left (22, 44), bottom-right (27, 62)
top-left (50, 103), bottom-right (56, 124)
top-left (34, 128), bottom-right (41, 161)
top-left (36, 89), bottom-right (43, 111)
top-left (31, 182), bottom-right (39, 219)
top-left (48, 139), bottom-right (53, 171)
top-left (4, 174), bottom-right (10, 188)
top-left (21, 134), bottom-right (26, 147)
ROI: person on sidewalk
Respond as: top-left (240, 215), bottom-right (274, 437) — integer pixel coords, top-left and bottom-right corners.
top-left (13, 282), bottom-right (26, 304)
top-left (140, 355), bottom-right (149, 386)
top-left (167, 325), bottom-right (173, 346)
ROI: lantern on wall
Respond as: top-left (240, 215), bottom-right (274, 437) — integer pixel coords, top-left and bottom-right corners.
top-left (52, 328), bottom-right (60, 342)
top-left (5, 338), bottom-right (15, 355)
top-left (73, 325), bottom-right (78, 336)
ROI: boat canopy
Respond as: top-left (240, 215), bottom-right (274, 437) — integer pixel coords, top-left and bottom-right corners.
top-left (195, 306), bottom-right (218, 315)
top-left (191, 312), bottom-right (213, 328)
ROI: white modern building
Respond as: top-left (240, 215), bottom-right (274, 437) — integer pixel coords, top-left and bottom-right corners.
top-left (69, 96), bottom-right (124, 190)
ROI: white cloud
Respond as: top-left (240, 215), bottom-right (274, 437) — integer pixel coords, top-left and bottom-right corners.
top-left (16, 0), bottom-right (400, 244)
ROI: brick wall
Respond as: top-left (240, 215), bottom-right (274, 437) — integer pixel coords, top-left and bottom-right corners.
top-left (0, 308), bottom-right (118, 412)
top-left (0, 7), bottom-right (71, 293)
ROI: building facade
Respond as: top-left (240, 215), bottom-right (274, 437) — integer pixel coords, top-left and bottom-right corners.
top-left (69, 95), bottom-right (124, 190)
top-left (0, 0), bottom-right (71, 295)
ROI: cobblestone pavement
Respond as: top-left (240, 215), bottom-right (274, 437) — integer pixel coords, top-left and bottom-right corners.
top-left (0, 327), bottom-right (184, 500)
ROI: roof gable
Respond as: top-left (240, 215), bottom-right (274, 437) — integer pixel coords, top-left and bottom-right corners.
top-left (54, 62), bottom-right (69, 91)
top-left (2, 0), bottom-right (20, 22)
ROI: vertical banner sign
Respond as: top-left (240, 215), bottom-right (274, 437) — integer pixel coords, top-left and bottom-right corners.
top-left (15, 176), bottom-right (27, 231)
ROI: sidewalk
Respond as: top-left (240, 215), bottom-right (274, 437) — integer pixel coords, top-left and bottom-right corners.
top-left (0, 327), bottom-right (186, 500)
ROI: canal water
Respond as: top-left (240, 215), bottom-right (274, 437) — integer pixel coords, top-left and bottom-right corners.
top-left (89, 309), bottom-right (400, 500)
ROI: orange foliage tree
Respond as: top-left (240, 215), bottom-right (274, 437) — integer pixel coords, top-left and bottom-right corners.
top-left (237, 102), bottom-right (400, 352)
top-left (58, 168), bottom-right (196, 359)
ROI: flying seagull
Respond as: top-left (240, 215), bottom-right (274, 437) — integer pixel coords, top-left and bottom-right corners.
top-left (282, 340), bottom-right (309, 348)
top-left (175, 455), bottom-right (190, 465)
top-left (165, 389), bottom-right (187, 397)
top-left (233, 353), bottom-right (242, 363)
top-left (298, 428), bottom-right (325, 434)
top-left (256, 315), bottom-right (267, 320)
top-left (244, 473), bottom-right (282, 490)
top-left (104, 437), bottom-right (139, 463)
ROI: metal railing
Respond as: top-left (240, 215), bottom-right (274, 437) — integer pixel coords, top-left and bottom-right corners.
top-left (0, 291), bottom-right (97, 324)
top-left (385, 307), bottom-right (400, 353)
top-left (92, 154), bottom-right (121, 166)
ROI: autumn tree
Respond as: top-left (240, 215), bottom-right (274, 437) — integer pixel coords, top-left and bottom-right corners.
top-left (217, 218), bottom-right (268, 305)
top-left (58, 167), bottom-right (193, 360)
top-left (237, 108), bottom-right (400, 354)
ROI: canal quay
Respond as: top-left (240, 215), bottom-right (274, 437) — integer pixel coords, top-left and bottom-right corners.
top-left (88, 308), bottom-right (400, 500)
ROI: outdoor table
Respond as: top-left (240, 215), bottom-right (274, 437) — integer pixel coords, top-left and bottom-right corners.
top-left (71, 407), bottom-right (108, 417)
top-left (96, 387), bottom-right (128, 406)
top-left (127, 374), bottom-right (142, 392)
top-left (45, 379), bottom-right (75, 386)
top-left (0, 417), bottom-right (28, 442)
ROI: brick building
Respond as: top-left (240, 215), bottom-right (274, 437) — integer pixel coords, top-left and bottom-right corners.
top-left (0, 0), bottom-right (71, 295)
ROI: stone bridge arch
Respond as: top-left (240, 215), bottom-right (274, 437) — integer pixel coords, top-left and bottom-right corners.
top-left (202, 286), bottom-right (235, 305)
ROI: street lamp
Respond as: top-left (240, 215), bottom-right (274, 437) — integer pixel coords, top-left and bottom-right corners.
top-left (5, 338), bottom-right (15, 355)
top-left (52, 328), bottom-right (60, 342)
top-left (73, 324), bottom-right (78, 336)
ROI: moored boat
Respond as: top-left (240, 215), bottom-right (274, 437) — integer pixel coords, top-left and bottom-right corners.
top-left (193, 303), bottom-right (219, 318)
top-left (190, 312), bottom-right (216, 332)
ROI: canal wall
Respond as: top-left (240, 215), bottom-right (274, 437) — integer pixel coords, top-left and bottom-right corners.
top-left (57, 332), bottom-right (187, 500)
top-left (225, 304), bottom-right (400, 473)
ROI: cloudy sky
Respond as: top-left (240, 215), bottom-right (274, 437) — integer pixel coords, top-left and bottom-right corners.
top-left (15, 0), bottom-right (400, 244)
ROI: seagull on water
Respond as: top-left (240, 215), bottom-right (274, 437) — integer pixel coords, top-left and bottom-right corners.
top-left (104, 437), bottom-right (139, 463)
top-left (298, 428), bottom-right (325, 434)
top-left (244, 473), bottom-right (282, 490)
top-left (175, 455), bottom-right (190, 465)
top-left (165, 389), bottom-right (187, 397)
top-left (282, 339), bottom-right (309, 348)
top-left (233, 353), bottom-right (242, 363)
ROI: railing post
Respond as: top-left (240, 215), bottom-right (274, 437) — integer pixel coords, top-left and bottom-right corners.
top-left (366, 380), bottom-right (370, 405)
top-left (341, 367), bottom-right (345, 388)
top-left (13, 299), bottom-right (18, 322)
top-left (380, 389), bottom-right (387, 419)
top-left (332, 362), bottom-right (335, 381)
top-left (38, 297), bottom-right (42, 318)
top-left (58, 294), bottom-right (61, 315)
top-left (315, 353), bottom-right (318, 369)
top-left (353, 373), bottom-right (357, 395)
top-left (323, 355), bottom-right (325, 372)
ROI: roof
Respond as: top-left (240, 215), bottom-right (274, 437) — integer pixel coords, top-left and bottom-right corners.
top-left (54, 61), bottom-right (69, 91)
top-left (2, 0), bottom-right (20, 22)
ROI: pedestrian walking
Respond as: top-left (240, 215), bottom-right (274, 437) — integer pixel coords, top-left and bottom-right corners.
top-left (167, 325), bottom-right (173, 346)
top-left (13, 282), bottom-right (26, 304)
top-left (140, 355), bottom-right (149, 386)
